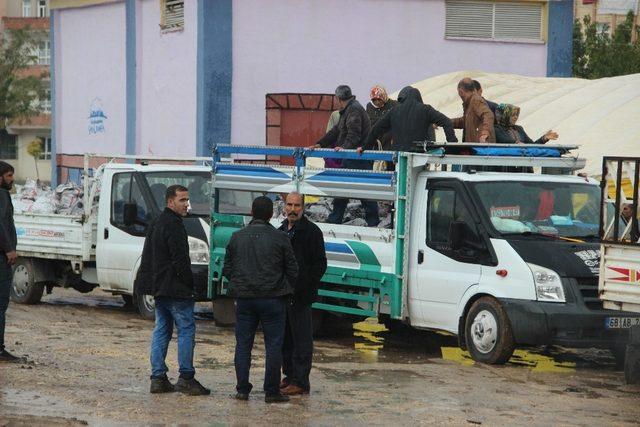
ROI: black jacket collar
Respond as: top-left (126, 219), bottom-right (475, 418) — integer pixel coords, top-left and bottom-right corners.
top-left (280, 215), bottom-right (309, 231)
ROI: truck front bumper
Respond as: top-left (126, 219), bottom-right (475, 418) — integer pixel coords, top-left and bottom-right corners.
top-left (192, 265), bottom-right (209, 301)
top-left (500, 298), bottom-right (637, 348)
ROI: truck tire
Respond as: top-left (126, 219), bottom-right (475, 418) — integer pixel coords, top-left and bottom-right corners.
top-left (136, 294), bottom-right (156, 321)
top-left (10, 258), bottom-right (44, 305)
top-left (464, 297), bottom-right (515, 365)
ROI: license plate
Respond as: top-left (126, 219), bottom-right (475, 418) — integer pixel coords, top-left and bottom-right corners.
top-left (605, 317), bottom-right (640, 329)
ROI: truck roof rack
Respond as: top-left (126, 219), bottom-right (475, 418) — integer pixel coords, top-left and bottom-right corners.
top-left (211, 144), bottom-right (585, 201)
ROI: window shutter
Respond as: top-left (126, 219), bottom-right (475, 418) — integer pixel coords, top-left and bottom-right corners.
top-left (445, 1), bottom-right (494, 39)
top-left (163, 0), bottom-right (184, 29)
top-left (494, 2), bottom-right (542, 41)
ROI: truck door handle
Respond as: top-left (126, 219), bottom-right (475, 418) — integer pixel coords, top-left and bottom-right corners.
top-left (417, 250), bottom-right (424, 264)
top-left (104, 228), bottom-right (109, 240)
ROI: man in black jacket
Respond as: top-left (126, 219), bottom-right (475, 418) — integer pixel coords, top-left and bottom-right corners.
top-left (135, 185), bottom-right (209, 395)
top-left (312, 85), bottom-right (380, 226)
top-left (278, 192), bottom-right (327, 396)
top-left (362, 86), bottom-right (458, 152)
top-left (0, 161), bottom-right (19, 362)
top-left (222, 196), bottom-right (298, 403)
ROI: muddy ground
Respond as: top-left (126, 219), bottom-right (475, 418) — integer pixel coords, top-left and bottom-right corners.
top-left (1, 289), bottom-right (639, 426)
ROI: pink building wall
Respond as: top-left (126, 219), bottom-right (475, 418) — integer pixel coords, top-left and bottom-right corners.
top-left (55, 2), bottom-right (126, 154)
top-left (231, 0), bottom-right (548, 146)
top-left (136, 0), bottom-right (197, 157)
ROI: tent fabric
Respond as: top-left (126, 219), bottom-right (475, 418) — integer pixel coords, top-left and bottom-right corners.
top-left (397, 71), bottom-right (640, 176)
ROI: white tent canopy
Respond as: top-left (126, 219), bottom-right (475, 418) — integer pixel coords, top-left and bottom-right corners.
top-left (398, 71), bottom-right (640, 176)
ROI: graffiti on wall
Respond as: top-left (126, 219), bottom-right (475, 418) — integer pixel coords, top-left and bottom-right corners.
top-left (88, 98), bottom-right (107, 135)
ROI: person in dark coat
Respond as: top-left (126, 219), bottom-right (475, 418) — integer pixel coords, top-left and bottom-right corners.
top-left (472, 80), bottom-right (498, 116)
top-left (312, 85), bottom-right (380, 227)
top-left (222, 196), bottom-right (298, 403)
top-left (494, 103), bottom-right (558, 145)
top-left (135, 184), bottom-right (210, 395)
top-left (0, 161), bottom-right (19, 362)
top-left (365, 85), bottom-right (398, 151)
top-left (278, 192), bottom-right (327, 396)
top-left (362, 86), bottom-right (458, 153)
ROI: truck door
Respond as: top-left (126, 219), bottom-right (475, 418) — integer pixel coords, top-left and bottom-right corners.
top-left (410, 180), bottom-right (484, 332)
top-left (96, 171), bottom-right (153, 292)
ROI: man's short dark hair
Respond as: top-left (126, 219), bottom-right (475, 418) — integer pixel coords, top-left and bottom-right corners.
top-left (335, 85), bottom-right (353, 101)
top-left (472, 80), bottom-right (481, 91)
top-left (166, 184), bottom-right (188, 202)
top-left (0, 161), bottom-right (15, 177)
top-left (457, 78), bottom-right (476, 92)
top-left (252, 196), bottom-right (273, 221)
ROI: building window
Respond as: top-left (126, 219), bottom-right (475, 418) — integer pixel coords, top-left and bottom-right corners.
top-left (37, 40), bottom-right (50, 65)
top-left (22, 0), bottom-right (31, 17)
top-left (160, 0), bottom-right (184, 31)
top-left (0, 131), bottom-right (18, 160)
top-left (38, 137), bottom-right (52, 160)
top-left (40, 86), bottom-right (51, 114)
top-left (445, 0), bottom-right (544, 43)
top-left (38, 0), bottom-right (48, 18)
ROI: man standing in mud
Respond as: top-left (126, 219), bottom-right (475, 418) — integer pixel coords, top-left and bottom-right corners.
top-left (278, 192), bottom-right (327, 396)
top-left (0, 161), bottom-right (19, 362)
top-left (135, 184), bottom-right (209, 395)
top-left (223, 196), bottom-right (298, 403)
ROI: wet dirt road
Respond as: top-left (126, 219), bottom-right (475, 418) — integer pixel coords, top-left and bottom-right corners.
top-left (1, 289), bottom-right (639, 426)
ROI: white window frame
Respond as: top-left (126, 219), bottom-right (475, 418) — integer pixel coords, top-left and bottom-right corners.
top-left (38, 137), bottom-right (52, 160)
top-left (37, 40), bottom-right (50, 65)
top-left (445, 0), bottom-right (545, 44)
top-left (22, 0), bottom-right (31, 17)
top-left (38, 0), bottom-right (48, 18)
top-left (160, 0), bottom-right (184, 32)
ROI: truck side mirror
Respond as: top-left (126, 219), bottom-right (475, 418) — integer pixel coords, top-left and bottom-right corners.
top-left (449, 221), bottom-right (466, 250)
top-left (123, 202), bottom-right (138, 227)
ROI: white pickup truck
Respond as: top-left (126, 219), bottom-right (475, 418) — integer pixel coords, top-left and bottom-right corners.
top-left (209, 144), bottom-right (640, 364)
top-left (598, 156), bottom-right (640, 382)
top-left (11, 155), bottom-right (212, 319)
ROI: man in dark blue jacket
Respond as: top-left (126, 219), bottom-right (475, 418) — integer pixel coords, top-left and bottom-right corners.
top-left (0, 161), bottom-right (19, 362)
top-left (135, 184), bottom-right (209, 395)
top-left (223, 196), bottom-right (298, 403)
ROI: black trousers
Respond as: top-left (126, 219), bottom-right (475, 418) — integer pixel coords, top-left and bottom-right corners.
top-left (282, 303), bottom-right (314, 391)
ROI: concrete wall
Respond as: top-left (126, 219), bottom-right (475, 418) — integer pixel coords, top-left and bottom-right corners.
top-left (230, 0), bottom-right (548, 146)
top-left (137, 0), bottom-right (197, 156)
top-left (54, 1), bottom-right (126, 155)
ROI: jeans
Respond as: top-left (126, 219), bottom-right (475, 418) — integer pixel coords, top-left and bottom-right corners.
top-left (282, 304), bottom-right (314, 391)
top-left (234, 297), bottom-right (286, 396)
top-left (0, 255), bottom-right (12, 353)
top-left (150, 296), bottom-right (196, 380)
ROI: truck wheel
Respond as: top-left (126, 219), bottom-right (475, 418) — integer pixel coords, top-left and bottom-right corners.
top-left (465, 297), bottom-right (515, 365)
top-left (136, 294), bottom-right (156, 321)
top-left (10, 258), bottom-right (44, 305)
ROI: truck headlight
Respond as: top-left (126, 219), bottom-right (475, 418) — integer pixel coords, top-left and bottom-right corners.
top-left (188, 237), bottom-right (209, 265)
top-left (527, 263), bottom-right (565, 303)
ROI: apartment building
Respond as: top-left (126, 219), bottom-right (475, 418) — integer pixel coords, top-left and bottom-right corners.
top-left (0, 0), bottom-right (52, 184)
top-left (575, 0), bottom-right (639, 38)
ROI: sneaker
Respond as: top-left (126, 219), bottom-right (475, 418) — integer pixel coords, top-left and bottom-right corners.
top-left (150, 377), bottom-right (175, 394)
top-left (175, 378), bottom-right (211, 396)
top-left (0, 350), bottom-right (20, 363)
top-left (281, 384), bottom-right (309, 396)
top-left (265, 393), bottom-right (290, 403)
top-left (234, 392), bottom-right (249, 401)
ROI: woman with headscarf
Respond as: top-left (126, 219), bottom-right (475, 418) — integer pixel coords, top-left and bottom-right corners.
top-left (365, 85), bottom-right (398, 150)
top-left (494, 103), bottom-right (558, 145)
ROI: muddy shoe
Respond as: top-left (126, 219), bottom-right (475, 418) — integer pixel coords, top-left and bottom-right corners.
top-left (234, 392), bottom-right (249, 401)
top-left (0, 350), bottom-right (20, 363)
top-left (150, 377), bottom-right (175, 394)
top-left (281, 384), bottom-right (308, 396)
top-left (175, 378), bottom-right (211, 396)
top-left (265, 393), bottom-right (290, 403)
top-left (279, 377), bottom-right (290, 389)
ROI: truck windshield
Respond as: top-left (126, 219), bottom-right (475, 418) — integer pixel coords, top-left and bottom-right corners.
top-left (471, 181), bottom-right (600, 239)
top-left (143, 171), bottom-right (211, 216)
